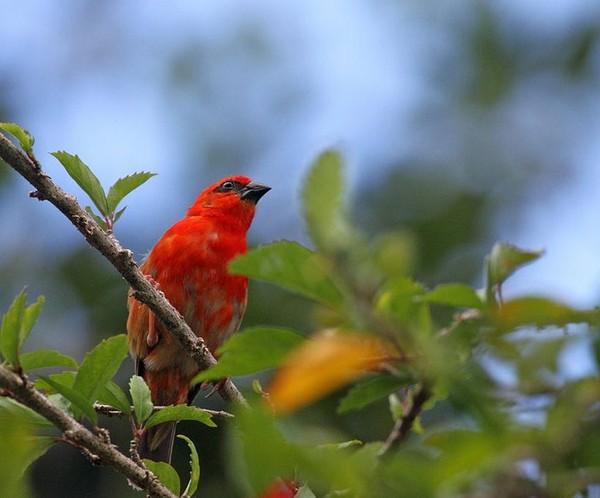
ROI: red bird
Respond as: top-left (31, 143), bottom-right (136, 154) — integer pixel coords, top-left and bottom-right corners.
top-left (127, 176), bottom-right (270, 463)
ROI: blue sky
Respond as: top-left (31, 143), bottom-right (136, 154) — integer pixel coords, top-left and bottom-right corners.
top-left (2, 0), bottom-right (600, 312)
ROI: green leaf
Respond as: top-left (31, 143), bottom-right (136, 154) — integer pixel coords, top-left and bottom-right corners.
top-left (376, 277), bottom-right (431, 335)
top-left (337, 375), bottom-right (410, 414)
top-left (318, 440), bottom-right (363, 450)
top-left (143, 460), bottom-right (180, 496)
top-left (72, 335), bottom-right (129, 404)
top-left (22, 436), bottom-right (55, 474)
top-left (236, 404), bottom-right (297, 493)
top-left (487, 242), bottom-right (544, 287)
top-left (422, 283), bottom-right (484, 310)
top-left (229, 240), bottom-right (346, 308)
top-left (35, 370), bottom-right (76, 392)
top-left (145, 405), bottom-right (216, 429)
top-left (236, 402), bottom-right (378, 495)
top-left (129, 375), bottom-right (153, 424)
top-left (178, 434), bottom-right (200, 497)
top-left (19, 295), bottom-right (44, 343)
top-left (113, 206), bottom-right (127, 224)
top-left (0, 289), bottom-right (27, 365)
top-left (0, 122), bottom-right (35, 153)
top-left (388, 393), bottom-right (404, 422)
top-left (0, 290), bottom-right (42, 366)
top-left (0, 398), bottom-right (53, 429)
top-left (106, 172), bottom-right (156, 214)
top-left (302, 150), bottom-right (354, 252)
top-left (40, 375), bottom-right (98, 425)
top-left (84, 206), bottom-right (108, 231)
top-left (98, 380), bottom-right (132, 415)
top-left (373, 232), bottom-right (417, 278)
top-left (252, 379), bottom-right (264, 393)
top-left (47, 393), bottom-right (72, 414)
top-left (19, 350), bottom-right (78, 371)
top-left (424, 429), bottom-right (505, 478)
top-left (51, 151), bottom-right (108, 215)
top-left (296, 484), bottom-right (317, 498)
top-left (494, 297), bottom-right (596, 331)
top-left (193, 327), bottom-right (305, 382)
top-left (0, 408), bottom-right (35, 498)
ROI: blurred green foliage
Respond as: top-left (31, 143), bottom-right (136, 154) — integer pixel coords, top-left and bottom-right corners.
top-left (2, 148), bottom-right (600, 497)
top-left (2, 2), bottom-right (600, 497)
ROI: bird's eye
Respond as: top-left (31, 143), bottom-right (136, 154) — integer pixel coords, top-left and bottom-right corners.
top-left (221, 181), bottom-right (235, 190)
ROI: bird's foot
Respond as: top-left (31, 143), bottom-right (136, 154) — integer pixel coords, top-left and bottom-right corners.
top-left (144, 274), bottom-right (161, 290)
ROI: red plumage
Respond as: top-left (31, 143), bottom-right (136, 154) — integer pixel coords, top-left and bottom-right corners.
top-left (127, 176), bottom-right (269, 462)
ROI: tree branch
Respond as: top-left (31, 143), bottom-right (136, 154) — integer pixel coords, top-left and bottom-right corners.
top-left (378, 383), bottom-right (431, 457)
top-left (94, 403), bottom-right (234, 419)
top-left (0, 132), bottom-right (248, 408)
top-left (0, 366), bottom-right (176, 498)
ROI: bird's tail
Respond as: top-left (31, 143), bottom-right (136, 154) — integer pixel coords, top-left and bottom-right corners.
top-left (138, 421), bottom-right (177, 464)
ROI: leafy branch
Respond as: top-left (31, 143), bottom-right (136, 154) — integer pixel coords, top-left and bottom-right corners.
top-left (0, 287), bottom-right (213, 497)
top-left (378, 383), bottom-right (432, 456)
top-left (0, 124), bottom-right (248, 496)
top-left (0, 365), bottom-right (178, 498)
top-left (51, 151), bottom-right (155, 233)
top-left (0, 125), bottom-right (247, 408)
top-left (2, 124), bottom-right (600, 497)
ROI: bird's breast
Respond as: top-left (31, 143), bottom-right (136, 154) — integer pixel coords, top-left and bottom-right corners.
top-left (145, 225), bottom-right (249, 352)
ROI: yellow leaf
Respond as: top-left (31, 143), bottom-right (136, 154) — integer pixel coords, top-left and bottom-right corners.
top-left (268, 330), bottom-right (396, 415)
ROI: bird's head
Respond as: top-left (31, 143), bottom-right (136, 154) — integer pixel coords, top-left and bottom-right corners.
top-left (186, 176), bottom-right (270, 227)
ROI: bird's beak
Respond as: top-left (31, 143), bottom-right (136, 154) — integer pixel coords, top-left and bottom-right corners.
top-left (241, 182), bottom-right (271, 204)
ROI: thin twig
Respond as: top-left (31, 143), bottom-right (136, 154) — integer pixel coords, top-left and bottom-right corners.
top-left (94, 403), bottom-right (234, 419)
top-left (0, 132), bottom-right (248, 408)
top-left (378, 383), bottom-right (431, 457)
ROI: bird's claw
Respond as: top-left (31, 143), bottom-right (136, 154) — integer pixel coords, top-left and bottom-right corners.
top-left (144, 274), bottom-right (160, 290)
